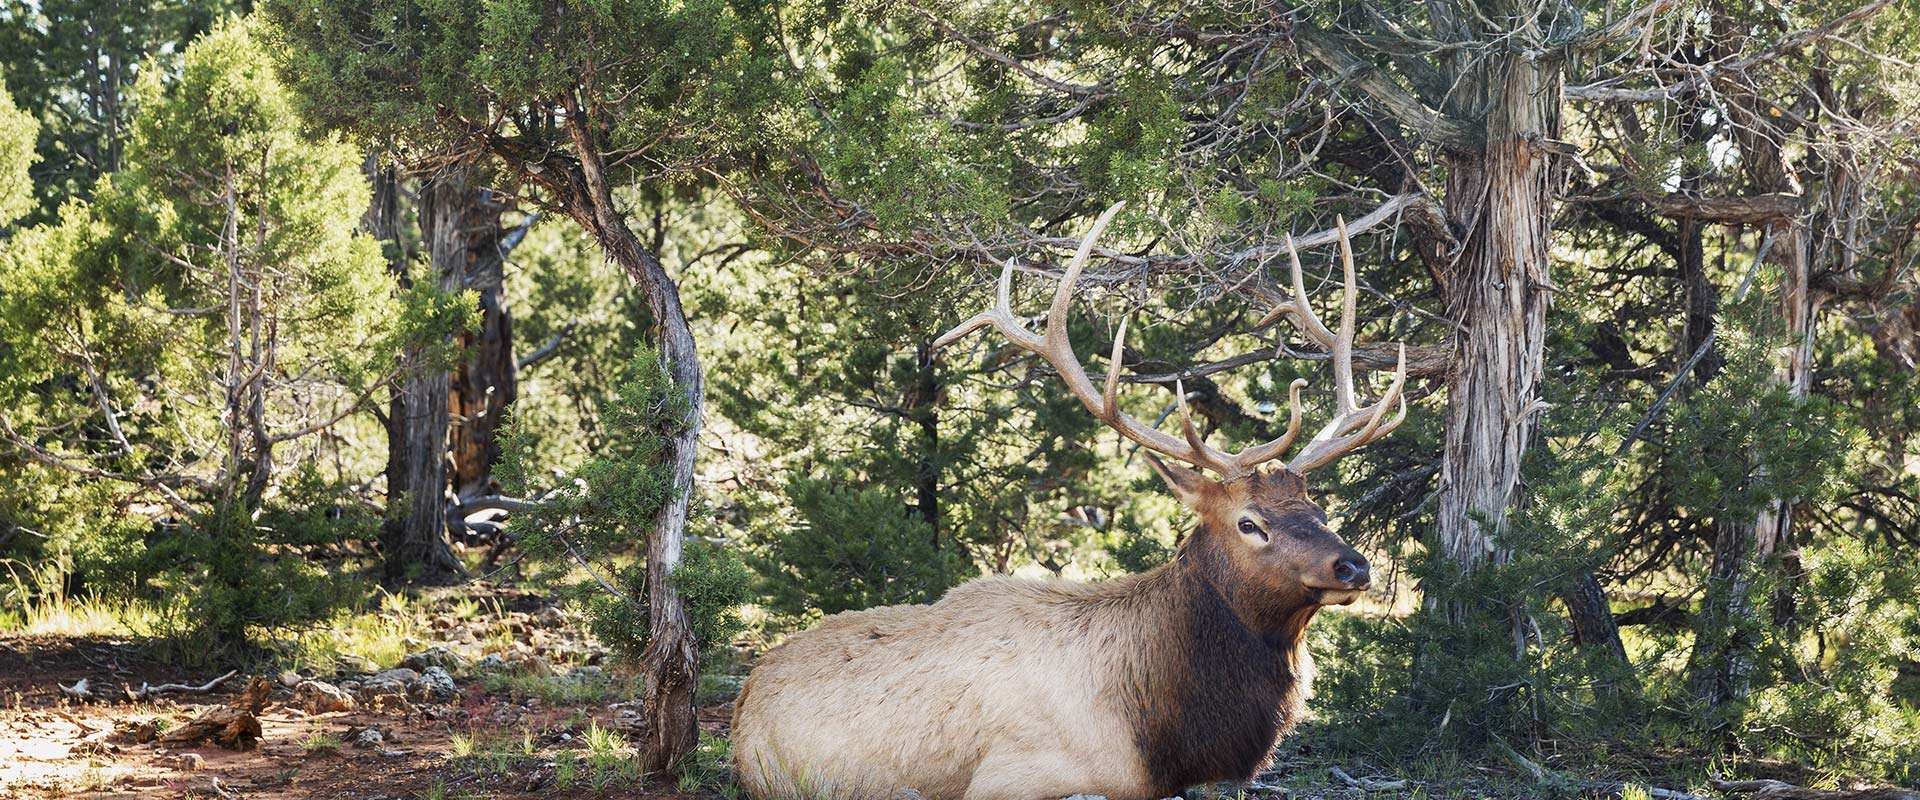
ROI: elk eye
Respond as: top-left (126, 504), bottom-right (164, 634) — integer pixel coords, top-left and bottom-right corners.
top-left (1237, 518), bottom-right (1267, 540)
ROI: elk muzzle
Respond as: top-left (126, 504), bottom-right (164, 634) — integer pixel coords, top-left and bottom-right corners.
top-left (1330, 550), bottom-right (1370, 590)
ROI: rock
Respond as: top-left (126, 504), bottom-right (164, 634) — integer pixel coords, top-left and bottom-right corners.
top-left (565, 665), bottom-right (607, 684)
top-left (358, 668), bottom-right (416, 701)
top-left (350, 727), bottom-right (384, 748)
top-left (277, 670), bottom-right (303, 689)
top-left (412, 667), bottom-right (458, 702)
top-left (371, 667), bottom-right (419, 684)
top-left (336, 654), bottom-right (379, 673)
top-left (114, 717), bottom-right (161, 744)
top-left (398, 647), bottom-right (468, 674)
top-left (611, 707), bottom-right (646, 732)
top-left (508, 656), bottom-right (553, 677)
top-left (293, 680), bottom-right (356, 715)
top-left (162, 752), bottom-right (205, 771)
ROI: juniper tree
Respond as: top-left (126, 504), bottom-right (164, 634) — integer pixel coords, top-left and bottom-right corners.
top-left (0, 0), bottom-right (238, 223)
top-left (0, 18), bottom-right (459, 651)
top-left (740, 0), bottom-right (1919, 740)
top-left (263, 0), bottom-right (783, 768)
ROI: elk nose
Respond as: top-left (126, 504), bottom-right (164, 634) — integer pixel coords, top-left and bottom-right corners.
top-left (1333, 555), bottom-right (1371, 588)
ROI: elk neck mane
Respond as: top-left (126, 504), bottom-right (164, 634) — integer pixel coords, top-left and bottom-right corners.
top-left (1055, 520), bottom-right (1322, 792)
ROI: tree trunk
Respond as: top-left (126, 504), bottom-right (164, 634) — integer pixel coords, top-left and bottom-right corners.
top-left (909, 343), bottom-right (941, 547)
top-left (549, 105), bottom-right (705, 773)
top-left (379, 168), bottom-right (469, 585)
top-left (1563, 573), bottom-right (1631, 672)
top-left (448, 191), bottom-right (513, 501)
top-left (1429, 45), bottom-right (1559, 647)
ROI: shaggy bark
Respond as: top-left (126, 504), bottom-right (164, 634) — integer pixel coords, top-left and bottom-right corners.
top-left (448, 190), bottom-right (513, 501)
top-left (379, 168), bottom-right (471, 585)
top-left (1429, 41), bottom-right (1559, 649)
top-left (491, 96), bottom-right (706, 772)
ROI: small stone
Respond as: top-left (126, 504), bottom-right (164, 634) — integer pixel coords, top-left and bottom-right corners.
top-left (399, 647), bottom-right (469, 674)
top-left (412, 667), bottom-right (458, 702)
top-left (336, 654), bottom-right (378, 673)
top-left (114, 717), bottom-right (160, 744)
top-left (508, 656), bottom-right (553, 677)
top-left (565, 665), bottom-right (607, 683)
top-left (371, 667), bottom-right (419, 684)
top-left (293, 679), bottom-right (356, 715)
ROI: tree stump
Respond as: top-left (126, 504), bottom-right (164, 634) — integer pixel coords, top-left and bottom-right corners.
top-left (157, 676), bottom-right (272, 751)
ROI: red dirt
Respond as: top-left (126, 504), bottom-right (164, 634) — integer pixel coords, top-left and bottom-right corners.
top-left (0, 634), bottom-right (730, 799)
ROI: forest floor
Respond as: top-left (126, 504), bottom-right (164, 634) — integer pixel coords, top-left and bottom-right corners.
top-left (0, 585), bottom-right (735, 799)
top-left (0, 584), bottom-right (1777, 800)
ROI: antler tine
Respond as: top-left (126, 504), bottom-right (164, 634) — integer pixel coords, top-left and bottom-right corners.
top-left (1227, 378), bottom-right (1308, 468)
top-left (1288, 343), bottom-right (1408, 472)
top-left (1102, 316), bottom-right (1127, 417)
top-left (931, 259), bottom-right (1035, 350)
top-left (1045, 202), bottom-right (1126, 345)
top-left (1173, 379), bottom-right (1240, 476)
top-left (1282, 234), bottom-right (1337, 349)
top-left (1332, 216), bottom-right (1357, 416)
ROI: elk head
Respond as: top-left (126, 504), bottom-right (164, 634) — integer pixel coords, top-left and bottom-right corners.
top-left (933, 202), bottom-right (1404, 608)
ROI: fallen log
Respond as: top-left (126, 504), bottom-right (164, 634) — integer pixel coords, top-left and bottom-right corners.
top-left (1331, 765), bottom-right (1411, 791)
top-left (157, 676), bottom-right (271, 751)
top-left (1710, 778), bottom-right (1920, 800)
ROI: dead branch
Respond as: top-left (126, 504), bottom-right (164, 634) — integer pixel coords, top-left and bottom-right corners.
top-left (1710, 778), bottom-right (1920, 800)
top-left (1330, 765), bottom-right (1411, 791)
top-left (124, 669), bottom-right (238, 701)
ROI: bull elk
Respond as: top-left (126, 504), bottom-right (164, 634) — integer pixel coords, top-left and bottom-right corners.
top-left (732, 202), bottom-right (1407, 800)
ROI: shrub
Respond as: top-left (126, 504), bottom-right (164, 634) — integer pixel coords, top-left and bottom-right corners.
top-left (746, 476), bottom-right (968, 626)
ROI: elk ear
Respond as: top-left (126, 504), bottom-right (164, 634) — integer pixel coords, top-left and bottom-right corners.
top-left (1143, 453), bottom-right (1208, 506)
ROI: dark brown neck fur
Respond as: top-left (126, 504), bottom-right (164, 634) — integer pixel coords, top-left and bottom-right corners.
top-left (1109, 525), bottom-right (1320, 794)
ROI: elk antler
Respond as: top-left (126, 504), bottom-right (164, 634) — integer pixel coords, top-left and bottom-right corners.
top-left (934, 202), bottom-right (1406, 478)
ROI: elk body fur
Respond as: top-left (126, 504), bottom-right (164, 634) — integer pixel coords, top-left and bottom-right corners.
top-left (731, 473), bottom-right (1330, 800)
top-left (732, 202), bottom-right (1401, 799)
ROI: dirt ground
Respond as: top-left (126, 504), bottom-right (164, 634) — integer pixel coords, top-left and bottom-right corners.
top-left (0, 627), bottom-right (730, 799)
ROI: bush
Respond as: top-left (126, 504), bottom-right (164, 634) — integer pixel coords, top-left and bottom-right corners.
top-left (746, 477), bottom-right (969, 626)
top-left (501, 347), bottom-right (751, 661)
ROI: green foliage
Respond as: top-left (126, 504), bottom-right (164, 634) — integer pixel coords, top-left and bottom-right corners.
top-left (501, 347), bottom-right (750, 660)
top-left (0, 0), bottom-right (238, 222)
top-left (0, 18), bottom-right (411, 655)
top-left (1106, 522), bottom-right (1174, 574)
top-left (746, 478), bottom-right (968, 625)
top-left (0, 75), bottom-right (35, 227)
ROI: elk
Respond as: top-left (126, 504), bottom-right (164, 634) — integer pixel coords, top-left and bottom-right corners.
top-left (732, 202), bottom-right (1407, 800)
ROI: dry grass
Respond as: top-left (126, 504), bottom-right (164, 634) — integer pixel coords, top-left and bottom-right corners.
top-left (0, 558), bottom-right (171, 639)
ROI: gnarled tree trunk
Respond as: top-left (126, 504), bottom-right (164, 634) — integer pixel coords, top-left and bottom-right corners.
top-left (448, 192), bottom-right (514, 501)
top-left (1430, 44), bottom-right (1559, 650)
top-left (379, 167), bottom-right (481, 585)
top-left (537, 102), bottom-right (705, 773)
